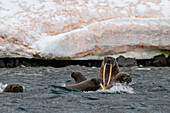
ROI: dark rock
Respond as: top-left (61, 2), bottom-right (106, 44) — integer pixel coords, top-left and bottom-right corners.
top-left (6, 59), bottom-right (15, 68)
top-left (136, 59), bottom-right (153, 67)
top-left (116, 55), bottom-right (137, 67)
top-left (21, 60), bottom-right (30, 67)
top-left (152, 54), bottom-right (167, 66)
top-left (15, 59), bottom-right (20, 67)
top-left (0, 56), bottom-right (169, 68)
top-left (168, 54), bottom-right (170, 66)
top-left (0, 60), bottom-right (5, 67)
top-left (145, 60), bottom-right (152, 66)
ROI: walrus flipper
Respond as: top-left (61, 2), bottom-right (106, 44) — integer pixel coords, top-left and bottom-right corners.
top-left (71, 72), bottom-right (87, 83)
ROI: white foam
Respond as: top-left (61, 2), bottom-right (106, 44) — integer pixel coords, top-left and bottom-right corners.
top-left (98, 83), bottom-right (134, 94)
top-left (0, 82), bottom-right (8, 92)
top-left (136, 68), bottom-right (151, 71)
top-left (61, 83), bottom-right (66, 87)
top-left (87, 83), bottom-right (134, 94)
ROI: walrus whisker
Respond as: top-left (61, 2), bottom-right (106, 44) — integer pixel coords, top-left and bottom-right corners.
top-left (103, 63), bottom-right (106, 86)
top-left (107, 63), bottom-right (112, 86)
top-left (100, 83), bottom-right (106, 90)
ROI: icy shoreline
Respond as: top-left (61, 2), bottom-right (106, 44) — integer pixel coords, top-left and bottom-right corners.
top-left (0, 0), bottom-right (170, 59)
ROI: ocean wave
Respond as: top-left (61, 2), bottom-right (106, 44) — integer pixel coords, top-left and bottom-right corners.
top-left (0, 82), bottom-right (7, 92)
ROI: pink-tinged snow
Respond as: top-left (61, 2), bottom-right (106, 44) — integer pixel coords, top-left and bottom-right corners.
top-left (0, 0), bottom-right (170, 59)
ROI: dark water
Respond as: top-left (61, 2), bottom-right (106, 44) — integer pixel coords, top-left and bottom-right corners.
top-left (0, 66), bottom-right (170, 113)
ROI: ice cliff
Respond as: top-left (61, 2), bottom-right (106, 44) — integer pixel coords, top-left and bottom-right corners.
top-left (0, 0), bottom-right (170, 59)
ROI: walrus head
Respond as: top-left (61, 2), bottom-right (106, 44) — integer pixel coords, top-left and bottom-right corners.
top-left (103, 57), bottom-right (116, 67)
top-left (3, 84), bottom-right (24, 93)
top-left (113, 72), bottom-right (132, 85)
top-left (99, 57), bottom-right (119, 88)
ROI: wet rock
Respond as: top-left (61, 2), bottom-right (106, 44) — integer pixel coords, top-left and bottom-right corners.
top-left (0, 60), bottom-right (5, 68)
top-left (15, 59), bottom-right (20, 67)
top-left (168, 54), bottom-right (170, 66)
top-left (116, 55), bottom-right (137, 67)
top-left (152, 54), bottom-right (167, 66)
top-left (6, 59), bottom-right (15, 68)
top-left (136, 59), bottom-right (153, 67)
top-left (145, 60), bottom-right (152, 66)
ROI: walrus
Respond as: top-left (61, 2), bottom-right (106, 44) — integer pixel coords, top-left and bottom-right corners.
top-left (105, 72), bottom-right (132, 89)
top-left (66, 78), bottom-right (103, 91)
top-left (99, 57), bottom-right (119, 87)
top-left (3, 84), bottom-right (24, 93)
top-left (113, 72), bottom-right (132, 84)
top-left (71, 72), bottom-right (87, 83)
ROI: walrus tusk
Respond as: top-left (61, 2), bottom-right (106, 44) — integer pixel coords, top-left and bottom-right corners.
top-left (100, 83), bottom-right (106, 90)
top-left (107, 64), bottom-right (112, 86)
top-left (103, 63), bottom-right (106, 86)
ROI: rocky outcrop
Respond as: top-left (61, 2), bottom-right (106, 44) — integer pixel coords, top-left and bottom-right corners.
top-left (152, 54), bottom-right (167, 66)
top-left (167, 54), bottom-right (170, 66)
top-left (116, 55), bottom-right (137, 67)
top-left (0, 0), bottom-right (170, 59)
top-left (0, 54), bottom-right (169, 68)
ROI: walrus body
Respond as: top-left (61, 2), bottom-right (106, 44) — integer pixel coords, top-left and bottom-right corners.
top-left (71, 72), bottom-right (87, 83)
top-left (66, 78), bottom-right (102, 91)
top-left (3, 84), bottom-right (24, 93)
top-left (113, 72), bottom-right (132, 84)
top-left (105, 72), bottom-right (132, 89)
top-left (99, 57), bottom-right (119, 87)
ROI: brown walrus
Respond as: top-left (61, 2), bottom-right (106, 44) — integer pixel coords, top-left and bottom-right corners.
top-left (113, 72), bottom-right (132, 84)
top-left (3, 84), bottom-right (24, 93)
top-left (99, 57), bottom-right (119, 87)
top-left (105, 72), bottom-right (132, 89)
top-left (71, 72), bottom-right (87, 83)
top-left (66, 78), bottom-right (103, 91)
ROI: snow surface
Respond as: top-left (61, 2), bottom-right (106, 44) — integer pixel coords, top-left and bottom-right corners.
top-left (0, 0), bottom-right (170, 59)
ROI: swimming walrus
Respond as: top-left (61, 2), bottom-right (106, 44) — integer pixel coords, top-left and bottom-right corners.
top-left (113, 72), bottom-right (132, 84)
top-left (99, 57), bottom-right (119, 87)
top-left (105, 72), bottom-right (132, 89)
top-left (71, 72), bottom-right (87, 83)
top-left (66, 78), bottom-right (103, 91)
top-left (3, 84), bottom-right (24, 93)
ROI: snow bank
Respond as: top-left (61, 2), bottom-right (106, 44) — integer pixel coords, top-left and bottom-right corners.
top-left (0, 0), bottom-right (170, 59)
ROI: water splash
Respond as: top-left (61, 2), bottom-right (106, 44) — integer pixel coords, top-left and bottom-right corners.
top-left (61, 83), bottom-right (66, 87)
top-left (86, 83), bottom-right (134, 94)
top-left (98, 83), bottom-right (134, 94)
top-left (0, 82), bottom-right (8, 92)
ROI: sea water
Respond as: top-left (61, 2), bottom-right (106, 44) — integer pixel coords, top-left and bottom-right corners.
top-left (0, 66), bottom-right (170, 113)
